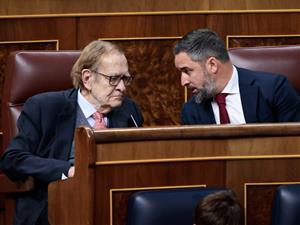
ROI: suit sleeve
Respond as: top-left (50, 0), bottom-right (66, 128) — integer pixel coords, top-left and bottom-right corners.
top-left (181, 104), bottom-right (190, 125)
top-left (0, 97), bottom-right (71, 183)
top-left (273, 76), bottom-right (300, 122)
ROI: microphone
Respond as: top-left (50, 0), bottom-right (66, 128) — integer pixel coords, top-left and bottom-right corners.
top-left (130, 114), bottom-right (139, 127)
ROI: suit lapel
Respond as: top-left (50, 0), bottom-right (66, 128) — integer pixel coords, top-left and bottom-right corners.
top-left (238, 68), bottom-right (259, 123)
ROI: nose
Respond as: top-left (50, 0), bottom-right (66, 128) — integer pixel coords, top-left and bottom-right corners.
top-left (115, 79), bottom-right (126, 92)
top-left (181, 73), bottom-right (190, 87)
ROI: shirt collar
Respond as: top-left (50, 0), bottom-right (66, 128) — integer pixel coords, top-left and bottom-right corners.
top-left (222, 65), bottom-right (239, 94)
top-left (77, 89), bottom-right (97, 119)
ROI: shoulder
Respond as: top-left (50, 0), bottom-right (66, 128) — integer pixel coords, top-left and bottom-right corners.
top-left (236, 67), bottom-right (290, 92)
top-left (237, 67), bottom-right (286, 84)
top-left (26, 88), bottom-right (77, 106)
top-left (183, 96), bottom-right (198, 109)
top-left (119, 96), bottom-right (140, 109)
top-left (23, 88), bottom-right (77, 114)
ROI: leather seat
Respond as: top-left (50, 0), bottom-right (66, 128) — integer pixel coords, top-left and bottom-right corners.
top-left (1, 50), bottom-right (80, 151)
top-left (126, 187), bottom-right (227, 225)
top-left (228, 45), bottom-right (300, 95)
top-left (0, 50), bottom-right (80, 225)
top-left (271, 184), bottom-right (300, 225)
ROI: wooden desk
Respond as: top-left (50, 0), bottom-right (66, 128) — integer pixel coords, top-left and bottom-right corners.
top-left (48, 123), bottom-right (300, 225)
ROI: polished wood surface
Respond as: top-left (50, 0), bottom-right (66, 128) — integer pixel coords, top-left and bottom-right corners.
top-left (48, 124), bottom-right (300, 225)
top-left (0, 0), bottom-right (299, 16)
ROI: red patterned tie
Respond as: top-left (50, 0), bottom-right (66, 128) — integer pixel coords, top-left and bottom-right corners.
top-left (92, 112), bottom-right (107, 129)
top-left (215, 93), bottom-right (230, 124)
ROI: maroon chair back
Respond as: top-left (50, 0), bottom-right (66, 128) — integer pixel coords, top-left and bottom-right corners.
top-left (228, 45), bottom-right (300, 95)
top-left (2, 51), bottom-right (81, 151)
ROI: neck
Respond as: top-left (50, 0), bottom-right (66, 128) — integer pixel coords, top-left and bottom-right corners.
top-left (215, 62), bottom-right (233, 94)
top-left (80, 89), bottom-right (110, 113)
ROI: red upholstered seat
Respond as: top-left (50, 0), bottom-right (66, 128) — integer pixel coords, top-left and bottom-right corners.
top-left (2, 51), bottom-right (80, 151)
top-left (228, 45), bottom-right (300, 95)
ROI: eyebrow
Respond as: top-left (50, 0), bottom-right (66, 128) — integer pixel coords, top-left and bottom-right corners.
top-left (179, 66), bottom-right (192, 72)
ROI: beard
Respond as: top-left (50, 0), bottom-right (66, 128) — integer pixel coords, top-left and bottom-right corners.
top-left (194, 70), bottom-right (217, 104)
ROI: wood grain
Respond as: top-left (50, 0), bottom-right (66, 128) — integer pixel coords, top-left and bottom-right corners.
top-left (0, 0), bottom-right (299, 16)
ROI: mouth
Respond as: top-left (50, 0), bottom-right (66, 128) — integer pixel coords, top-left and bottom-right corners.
top-left (111, 95), bottom-right (123, 99)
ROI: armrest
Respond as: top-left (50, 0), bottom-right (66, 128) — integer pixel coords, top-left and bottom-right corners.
top-left (0, 173), bottom-right (34, 193)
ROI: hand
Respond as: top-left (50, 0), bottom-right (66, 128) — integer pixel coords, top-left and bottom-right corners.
top-left (68, 166), bottom-right (75, 178)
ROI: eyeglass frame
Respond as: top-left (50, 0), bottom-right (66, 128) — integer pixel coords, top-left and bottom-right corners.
top-left (91, 70), bottom-right (133, 86)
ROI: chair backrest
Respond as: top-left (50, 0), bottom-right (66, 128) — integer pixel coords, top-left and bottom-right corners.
top-left (126, 187), bottom-right (227, 225)
top-left (2, 50), bottom-right (81, 151)
top-left (228, 45), bottom-right (300, 95)
top-left (271, 184), bottom-right (300, 225)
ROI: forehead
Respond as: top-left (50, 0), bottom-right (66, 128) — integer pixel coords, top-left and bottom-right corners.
top-left (175, 52), bottom-right (200, 69)
top-left (97, 51), bottom-right (128, 74)
top-left (100, 51), bottom-right (127, 66)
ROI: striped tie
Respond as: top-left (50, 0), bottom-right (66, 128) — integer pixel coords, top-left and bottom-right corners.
top-left (92, 112), bottom-right (107, 129)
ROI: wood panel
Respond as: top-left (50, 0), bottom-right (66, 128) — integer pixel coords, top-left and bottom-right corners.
top-left (111, 39), bottom-right (183, 126)
top-left (246, 184), bottom-right (279, 225)
top-left (0, 0), bottom-right (299, 16)
top-left (0, 18), bottom-right (76, 49)
top-left (48, 124), bottom-right (300, 225)
top-left (77, 14), bottom-right (206, 47)
top-left (206, 13), bottom-right (300, 40)
top-left (227, 35), bottom-right (300, 48)
top-left (106, 161), bottom-right (225, 225)
top-left (227, 159), bottom-right (300, 225)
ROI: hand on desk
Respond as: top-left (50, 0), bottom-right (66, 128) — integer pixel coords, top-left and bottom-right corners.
top-left (68, 166), bottom-right (75, 178)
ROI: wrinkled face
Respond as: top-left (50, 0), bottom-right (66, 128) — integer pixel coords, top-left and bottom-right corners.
top-left (174, 52), bottom-right (216, 103)
top-left (82, 52), bottom-right (130, 113)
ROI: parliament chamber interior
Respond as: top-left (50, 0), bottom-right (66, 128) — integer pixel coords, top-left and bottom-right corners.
top-left (0, 1), bottom-right (299, 224)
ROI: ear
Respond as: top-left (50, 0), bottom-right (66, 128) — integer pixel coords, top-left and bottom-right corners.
top-left (205, 56), bottom-right (218, 74)
top-left (81, 69), bottom-right (93, 91)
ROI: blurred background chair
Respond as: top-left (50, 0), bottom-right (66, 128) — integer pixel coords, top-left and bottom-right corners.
top-left (0, 50), bottom-right (80, 225)
top-left (271, 184), bottom-right (300, 225)
top-left (228, 45), bottom-right (300, 95)
top-left (126, 187), bottom-right (227, 225)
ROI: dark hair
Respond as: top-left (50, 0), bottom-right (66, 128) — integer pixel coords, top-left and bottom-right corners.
top-left (194, 190), bottom-right (243, 225)
top-left (173, 28), bottom-right (230, 62)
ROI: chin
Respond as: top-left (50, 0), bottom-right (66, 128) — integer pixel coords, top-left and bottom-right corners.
top-left (111, 99), bottom-right (123, 108)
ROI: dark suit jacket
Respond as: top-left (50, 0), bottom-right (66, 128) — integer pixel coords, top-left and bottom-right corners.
top-left (0, 88), bottom-right (143, 225)
top-left (181, 67), bottom-right (300, 124)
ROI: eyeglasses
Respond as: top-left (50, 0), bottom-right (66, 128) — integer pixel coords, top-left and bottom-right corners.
top-left (92, 70), bottom-right (133, 86)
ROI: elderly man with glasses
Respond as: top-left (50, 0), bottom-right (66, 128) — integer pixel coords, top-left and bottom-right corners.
top-left (0, 40), bottom-right (143, 225)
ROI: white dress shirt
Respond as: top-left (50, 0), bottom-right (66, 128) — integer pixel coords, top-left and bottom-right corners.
top-left (211, 66), bottom-right (246, 124)
top-left (77, 89), bottom-right (108, 127)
